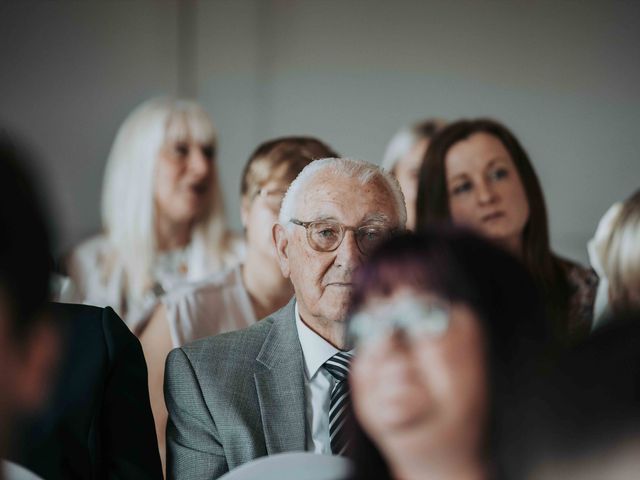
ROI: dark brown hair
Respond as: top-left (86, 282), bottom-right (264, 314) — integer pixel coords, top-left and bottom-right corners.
top-left (415, 118), bottom-right (572, 339)
top-left (240, 136), bottom-right (339, 200)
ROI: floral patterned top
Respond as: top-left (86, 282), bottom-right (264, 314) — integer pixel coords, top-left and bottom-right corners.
top-left (560, 258), bottom-right (599, 338)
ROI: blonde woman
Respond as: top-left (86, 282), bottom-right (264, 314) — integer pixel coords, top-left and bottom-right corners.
top-left (67, 98), bottom-right (241, 334)
top-left (589, 189), bottom-right (640, 323)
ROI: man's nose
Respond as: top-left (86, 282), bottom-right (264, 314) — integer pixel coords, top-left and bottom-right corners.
top-left (334, 229), bottom-right (364, 269)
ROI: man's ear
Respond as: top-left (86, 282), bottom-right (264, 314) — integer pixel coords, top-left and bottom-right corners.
top-left (273, 223), bottom-right (291, 278)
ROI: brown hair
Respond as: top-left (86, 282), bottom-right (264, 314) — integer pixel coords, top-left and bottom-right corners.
top-left (416, 118), bottom-right (572, 338)
top-left (411, 118), bottom-right (448, 141)
top-left (240, 136), bottom-right (339, 200)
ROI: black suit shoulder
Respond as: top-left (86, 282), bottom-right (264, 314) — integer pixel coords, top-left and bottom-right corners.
top-left (12, 302), bottom-right (163, 480)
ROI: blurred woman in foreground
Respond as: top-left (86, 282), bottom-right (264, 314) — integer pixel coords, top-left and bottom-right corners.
top-left (347, 229), bottom-right (550, 480)
top-left (417, 118), bottom-right (597, 341)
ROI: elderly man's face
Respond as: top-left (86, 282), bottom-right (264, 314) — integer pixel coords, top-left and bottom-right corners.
top-left (274, 171), bottom-right (401, 331)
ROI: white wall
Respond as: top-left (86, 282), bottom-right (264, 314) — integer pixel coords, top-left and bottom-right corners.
top-left (1, 0), bottom-right (639, 263)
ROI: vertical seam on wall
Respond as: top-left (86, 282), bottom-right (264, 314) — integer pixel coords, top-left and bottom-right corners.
top-left (177, 0), bottom-right (197, 97)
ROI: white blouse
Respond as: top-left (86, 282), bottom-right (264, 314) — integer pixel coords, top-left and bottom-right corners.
top-left (161, 264), bottom-right (256, 348)
top-left (67, 234), bottom-right (244, 333)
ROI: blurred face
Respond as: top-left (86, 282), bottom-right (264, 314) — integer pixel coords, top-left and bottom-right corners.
top-left (0, 296), bottom-right (57, 454)
top-left (394, 138), bottom-right (429, 231)
top-left (445, 132), bottom-right (530, 253)
top-left (241, 177), bottom-right (289, 260)
top-left (350, 287), bottom-right (488, 462)
top-left (274, 173), bottom-right (401, 329)
top-left (154, 135), bottom-right (215, 228)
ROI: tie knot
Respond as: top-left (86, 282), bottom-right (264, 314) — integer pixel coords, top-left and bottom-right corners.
top-left (323, 351), bottom-right (353, 382)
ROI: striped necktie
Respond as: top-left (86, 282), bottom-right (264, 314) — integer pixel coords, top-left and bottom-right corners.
top-left (323, 351), bottom-right (354, 456)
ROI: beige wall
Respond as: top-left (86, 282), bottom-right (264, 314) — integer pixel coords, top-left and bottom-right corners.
top-left (1, 0), bottom-right (639, 263)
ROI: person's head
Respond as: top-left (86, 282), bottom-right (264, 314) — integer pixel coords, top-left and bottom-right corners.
top-left (101, 97), bottom-right (231, 294)
top-left (347, 229), bottom-right (549, 478)
top-left (382, 119), bottom-right (447, 230)
top-left (599, 189), bottom-right (640, 313)
top-left (417, 118), bottom-right (549, 262)
top-left (240, 136), bottom-right (338, 261)
top-left (274, 158), bottom-right (406, 345)
top-left (0, 136), bottom-right (58, 455)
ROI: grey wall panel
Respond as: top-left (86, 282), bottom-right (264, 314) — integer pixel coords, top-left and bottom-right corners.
top-left (0, 0), bottom-right (180, 254)
top-left (1, 0), bottom-right (638, 265)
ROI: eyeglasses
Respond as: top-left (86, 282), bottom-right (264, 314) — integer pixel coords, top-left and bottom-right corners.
top-left (256, 188), bottom-right (287, 212)
top-left (348, 297), bottom-right (450, 347)
top-left (290, 218), bottom-right (398, 256)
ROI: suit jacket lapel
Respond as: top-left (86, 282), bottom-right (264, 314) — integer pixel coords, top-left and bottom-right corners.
top-left (254, 298), bottom-right (307, 454)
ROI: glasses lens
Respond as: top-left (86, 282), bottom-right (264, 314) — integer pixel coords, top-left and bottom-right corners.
top-left (397, 300), bottom-right (449, 337)
top-left (356, 226), bottom-right (392, 256)
top-left (308, 221), bottom-right (343, 251)
top-left (348, 297), bottom-right (450, 347)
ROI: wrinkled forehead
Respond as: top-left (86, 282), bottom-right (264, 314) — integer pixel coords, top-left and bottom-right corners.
top-left (298, 172), bottom-right (398, 225)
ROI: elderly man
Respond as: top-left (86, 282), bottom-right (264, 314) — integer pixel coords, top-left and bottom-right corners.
top-left (164, 158), bottom-right (406, 479)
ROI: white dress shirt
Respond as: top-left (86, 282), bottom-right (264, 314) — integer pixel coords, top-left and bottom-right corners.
top-left (294, 302), bottom-right (353, 454)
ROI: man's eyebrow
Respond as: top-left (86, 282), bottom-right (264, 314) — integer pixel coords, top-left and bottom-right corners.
top-left (307, 214), bottom-right (339, 222)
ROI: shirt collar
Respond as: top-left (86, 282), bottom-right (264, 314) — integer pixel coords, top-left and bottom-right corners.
top-left (295, 301), bottom-right (342, 380)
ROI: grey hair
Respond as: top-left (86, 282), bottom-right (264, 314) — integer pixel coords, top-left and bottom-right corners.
top-left (381, 118), bottom-right (447, 172)
top-left (279, 157), bottom-right (407, 228)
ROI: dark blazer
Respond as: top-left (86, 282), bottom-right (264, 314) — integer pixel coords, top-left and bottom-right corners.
top-left (165, 297), bottom-right (307, 480)
top-left (9, 303), bottom-right (163, 480)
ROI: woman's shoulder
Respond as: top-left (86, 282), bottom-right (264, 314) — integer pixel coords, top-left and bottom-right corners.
top-left (68, 234), bottom-right (115, 269)
top-left (162, 264), bottom-right (254, 347)
top-left (556, 256), bottom-right (599, 336)
top-left (66, 234), bottom-right (124, 303)
top-left (164, 265), bottom-right (245, 307)
top-left (557, 257), bottom-right (599, 291)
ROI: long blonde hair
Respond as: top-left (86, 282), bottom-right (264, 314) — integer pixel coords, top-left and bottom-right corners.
top-left (101, 97), bottom-right (235, 299)
top-left (602, 189), bottom-right (640, 312)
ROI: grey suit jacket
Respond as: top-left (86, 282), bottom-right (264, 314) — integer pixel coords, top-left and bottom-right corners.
top-left (164, 297), bottom-right (307, 479)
